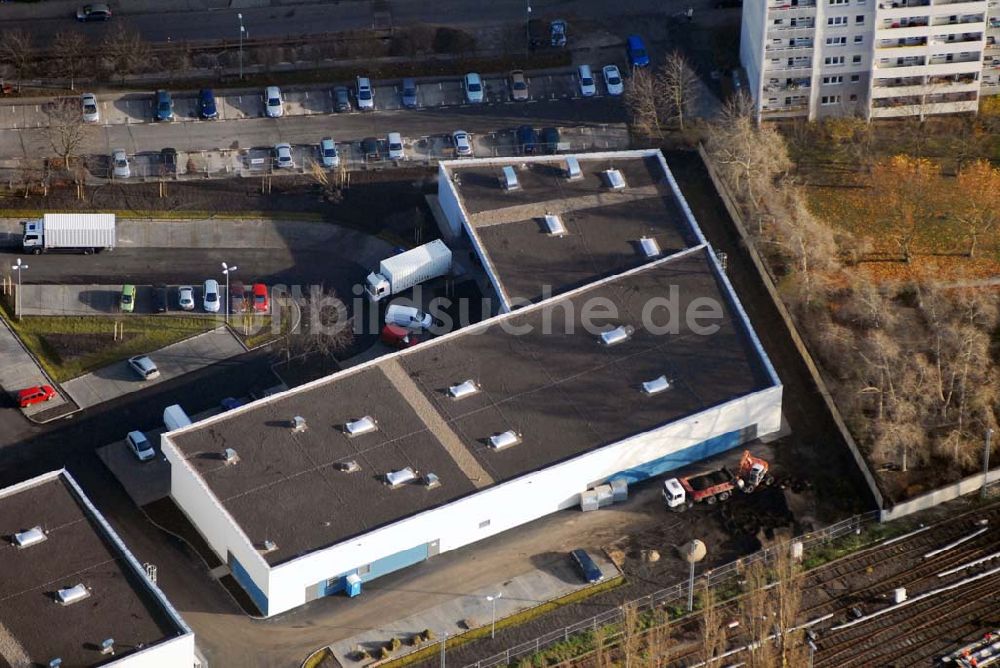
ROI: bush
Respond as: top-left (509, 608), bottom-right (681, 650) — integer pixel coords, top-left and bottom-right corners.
top-left (433, 27), bottom-right (476, 54)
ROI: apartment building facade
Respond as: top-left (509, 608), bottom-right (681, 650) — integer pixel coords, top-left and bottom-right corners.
top-left (741, 0), bottom-right (1000, 120)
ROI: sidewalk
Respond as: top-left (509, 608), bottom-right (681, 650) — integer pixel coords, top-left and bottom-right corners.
top-left (327, 551), bottom-right (620, 667)
top-left (0, 0), bottom-right (232, 22)
top-left (0, 315), bottom-right (71, 418)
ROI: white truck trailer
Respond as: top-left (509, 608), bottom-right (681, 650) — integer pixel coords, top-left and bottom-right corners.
top-left (365, 239), bottom-right (452, 301)
top-left (21, 213), bottom-right (116, 254)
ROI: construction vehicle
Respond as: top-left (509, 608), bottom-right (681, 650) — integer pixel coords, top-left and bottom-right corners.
top-left (662, 450), bottom-right (773, 511)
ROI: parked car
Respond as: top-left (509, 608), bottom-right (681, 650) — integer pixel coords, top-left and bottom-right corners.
top-left (550, 19), bottom-right (567, 47)
top-left (356, 77), bottom-right (375, 110)
top-left (264, 86), bottom-right (284, 117)
top-left (198, 88), bottom-right (218, 119)
top-left (570, 549), bottom-right (604, 583)
top-left (387, 132), bottom-right (404, 160)
top-left (252, 283), bottom-right (269, 312)
top-left (111, 149), bottom-right (130, 178)
top-left (120, 284), bottom-right (136, 312)
top-left (203, 279), bottom-right (220, 312)
top-left (517, 125), bottom-right (539, 155)
top-left (17, 385), bottom-right (56, 408)
top-left (385, 304), bottom-right (433, 330)
top-left (603, 65), bottom-right (624, 96)
top-left (401, 78), bottom-right (418, 108)
top-left (319, 137), bottom-right (340, 168)
top-left (381, 324), bottom-right (420, 349)
top-left (540, 127), bottom-right (561, 154)
top-left (220, 397), bottom-right (244, 411)
top-left (361, 136), bottom-right (381, 161)
top-left (464, 72), bottom-right (484, 103)
top-left (155, 89), bottom-right (173, 121)
top-left (81, 93), bottom-right (99, 123)
top-left (161, 147), bottom-right (177, 175)
top-left (626, 34), bottom-right (650, 68)
top-left (452, 130), bottom-right (472, 157)
top-left (273, 143), bottom-right (294, 169)
top-left (127, 355), bottom-right (160, 380)
top-left (125, 430), bottom-right (155, 461)
top-left (509, 70), bottom-right (529, 101)
top-left (578, 65), bottom-right (597, 97)
top-left (334, 86), bottom-right (352, 112)
top-left (152, 284), bottom-right (168, 313)
top-left (229, 281), bottom-right (247, 313)
top-left (177, 285), bottom-right (194, 311)
top-left (76, 3), bottom-right (112, 21)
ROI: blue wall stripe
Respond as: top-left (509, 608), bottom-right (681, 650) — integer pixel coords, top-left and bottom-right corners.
top-left (229, 553), bottom-right (268, 615)
top-left (610, 427), bottom-right (754, 484)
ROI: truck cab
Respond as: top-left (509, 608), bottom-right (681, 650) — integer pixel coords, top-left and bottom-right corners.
top-left (366, 272), bottom-right (391, 300)
top-left (662, 478), bottom-right (686, 509)
top-left (21, 221), bottom-right (42, 252)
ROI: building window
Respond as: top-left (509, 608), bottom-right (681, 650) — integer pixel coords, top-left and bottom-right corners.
top-left (479, 519), bottom-right (491, 529)
top-left (773, 18), bottom-right (784, 25)
top-left (357, 564), bottom-right (371, 576)
top-left (823, 75), bottom-right (844, 84)
top-left (849, 94), bottom-right (858, 101)
top-left (824, 55), bottom-right (846, 65)
top-left (851, 74), bottom-right (861, 82)
top-left (829, 0), bottom-right (848, 4)
top-left (821, 95), bottom-right (841, 105)
top-left (827, 16), bottom-right (848, 26)
top-left (855, 15), bottom-right (865, 24)
top-left (826, 36), bottom-right (848, 46)
top-left (854, 35), bottom-right (864, 43)
top-left (853, 55), bottom-right (862, 63)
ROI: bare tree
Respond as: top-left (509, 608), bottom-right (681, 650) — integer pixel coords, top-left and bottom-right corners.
top-left (699, 581), bottom-right (726, 667)
top-left (740, 560), bottom-right (775, 668)
top-left (53, 31), bottom-right (89, 91)
top-left (101, 24), bottom-right (151, 84)
top-left (274, 286), bottom-right (355, 363)
top-left (44, 98), bottom-right (94, 168)
top-left (625, 67), bottom-right (662, 138)
top-left (657, 50), bottom-right (699, 131)
top-left (0, 30), bottom-right (33, 92)
top-left (620, 602), bottom-right (641, 668)
top-left (643, 607), bottom-right (672, 668)
top-left (772, 546), bottom-right (805, 666)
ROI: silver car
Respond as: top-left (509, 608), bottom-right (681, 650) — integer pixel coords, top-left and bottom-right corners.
top-left (126, 430), bottom-right (156, 462)
top-left (452, 130), bottom-right (472, 157)
top-left (111, 149), bottom-right (130, 179)
top-left (320, 137), bottom-right (340, 168)
top-left (274, 143), bottom-right (294, 169)
top-left (127, 355), bottom-right (160, 380)
top-left (264, 86), bottom-right (284, 118)
top-left (81, 93), bottom-right (99, 123)
top-left (178, 285), bottom-right (195, 311)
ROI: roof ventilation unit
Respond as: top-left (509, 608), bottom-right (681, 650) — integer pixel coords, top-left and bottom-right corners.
top-left (55, 584), bottom-right (90, 606)
top-left (260, 539), bottom-right (278, 553)
top-left (599, 325), bottom-right (635, 346)
top-left (543, 214), bottom-right (567, 236)
top-left (48, 659), bottom-right (62, 668)
top-left (638, 237), bottom-right (661, 258)
top-left (335, 460), bottom-right (360, 473)
top-left (222, 448), bottom-right (239, 465)
top-left (99, 639), bottom-right (115, 656)
top-left (642, 376), bottom-right (672, 395)
top-left (291, 416), bottom-right (307, 432)
top-left (448, 380), bottom-right (480, 399)
top-left (501, 166), bottom-right (520, 191)
top-left (344, 416), bottom-right (377, 437)
top-left (386, 467), bottom-right (417, 487)
top-left (564, 156), bottom-right (582, 180)
top-left (422, 473), bottom-right (441, 490)
top-left (603, 168), bottom-right (626, 190)
top-left (13, 526), bottom-right (47, 548)
top-left (489, 430), bottom-right (522, 451)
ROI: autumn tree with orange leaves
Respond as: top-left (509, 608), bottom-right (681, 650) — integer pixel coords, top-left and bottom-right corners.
top-left (867, 155), bottom-right (940, 264)
top-left (954, 159), bottom-right (1000, 258)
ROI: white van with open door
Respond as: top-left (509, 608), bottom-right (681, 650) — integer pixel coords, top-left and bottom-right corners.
top-left (385, 304), bottom-right (433, 330)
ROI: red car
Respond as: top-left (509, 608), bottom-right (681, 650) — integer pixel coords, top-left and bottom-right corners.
top-left (381, 324), bottom-right (420, 349)
top-left (252, 283), bottom-right (269, 313)
top-left (18, 385), bottom-right (56, 408)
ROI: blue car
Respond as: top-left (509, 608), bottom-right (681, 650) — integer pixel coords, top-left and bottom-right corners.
top-left (401, 78), bottom-right (418, 109)
top-left (155, 90), bottom-right (173, 121)
top-left (570, 549), bottom-right (604, 584)
top-left (198, 88), bottom-right (218, 119)
top-left (626, 35), bottom-right (650, 68)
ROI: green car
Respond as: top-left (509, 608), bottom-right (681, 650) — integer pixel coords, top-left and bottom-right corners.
top-left (120, 284), bottom-right (136, 313)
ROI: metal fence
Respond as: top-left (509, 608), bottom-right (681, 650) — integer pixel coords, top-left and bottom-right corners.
top-left (462, 510), bottom-right (881, 668)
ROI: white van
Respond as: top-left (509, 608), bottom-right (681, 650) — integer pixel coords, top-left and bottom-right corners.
top-left (578, 65), bottom-right (596, 97)
top-left (385, 304), bottom-right (433, 330)
top-left (163, 404), bottom-right (192, 432)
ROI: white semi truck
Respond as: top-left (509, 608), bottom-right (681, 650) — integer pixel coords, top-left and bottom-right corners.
top-left (365, 239), bottom-right (452, 301)
top-left (21, 213), bottom-right (116, 254)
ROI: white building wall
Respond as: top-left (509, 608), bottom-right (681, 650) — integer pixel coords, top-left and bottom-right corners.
top-left (263, 385), bottom-right (782, 616)
top-left (436, 163), bottom-right (464, 239)
top-left (110, 634), bottom-right (196, 668)
top-left (742, 0), bottom-right (769, 109)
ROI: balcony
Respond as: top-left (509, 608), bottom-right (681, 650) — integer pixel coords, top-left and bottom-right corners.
top-left (930, 14), bottom-right (985, 26)
top-left (769, 0), bottom-right (816, 8)
top-left (930, 31), bottom-right (983, 43)
top-left (766, 40), bottom-right (815, 52)
top-left (764, 77), bottom-right (812, 92)
top-left (879, 0), bottom-right (930, 7)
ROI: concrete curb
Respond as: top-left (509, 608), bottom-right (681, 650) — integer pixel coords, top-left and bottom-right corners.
top-left (696, 143), bottom-right (885, 511)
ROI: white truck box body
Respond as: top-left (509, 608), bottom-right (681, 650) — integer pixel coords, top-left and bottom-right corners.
top-left (23, 213), bottom-right (116, 251)
top-left (366, 239), bottom-right (452, 300)
top-left (163, 404), bottom-right (192, 432)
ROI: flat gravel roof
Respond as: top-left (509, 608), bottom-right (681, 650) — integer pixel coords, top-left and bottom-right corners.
top-left (0, 473), bottom-right (183, 667)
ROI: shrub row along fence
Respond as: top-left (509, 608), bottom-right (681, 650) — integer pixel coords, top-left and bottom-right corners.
top-left (461, 510), bottom-right (881, 668)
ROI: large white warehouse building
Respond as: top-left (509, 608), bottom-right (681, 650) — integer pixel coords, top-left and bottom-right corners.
top-left (161, 150), bottom-right (783, 617)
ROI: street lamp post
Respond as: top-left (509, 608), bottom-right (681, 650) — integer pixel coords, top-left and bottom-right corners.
top-left (238, 13), bottom-right (245, 80)
top-left (982, 427), bottom-right (994, 500)
top-left (11, 257), bottom-right (27, 321)
top-left (222, 262), bottom-right (238, 324)
top-left (525, 1), bottom-right (532, 55)
top-left (486, 593), bottom-right (502, 639)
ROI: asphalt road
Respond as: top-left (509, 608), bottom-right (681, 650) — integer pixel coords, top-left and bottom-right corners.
top-left (0, 0), bottom-right (672, 44)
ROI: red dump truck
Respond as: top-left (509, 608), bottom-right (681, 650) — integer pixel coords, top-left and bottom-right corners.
top-left (662, 450), bottom-right (773, 511)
